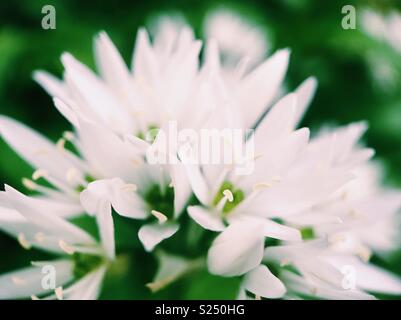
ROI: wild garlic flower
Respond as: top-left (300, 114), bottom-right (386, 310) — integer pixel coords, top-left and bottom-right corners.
top-left (0, 185), bottom-right (109, 300)
top-left (0, 10), bottom-right (401, 300)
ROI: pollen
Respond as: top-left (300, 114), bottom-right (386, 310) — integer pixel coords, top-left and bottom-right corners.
top-left (63, 131), bottom-right (75, 141)
top-left (32, 169), bottom-right (49, 180)
top-left (66, 168), bottom-right (80, 184)
top-left (58, 240), bottom-right (75, 255)
top-left (34, 232), bottom-right (45, 243)
top-left (18, 233), bottom-right (32, 250)
top-left (11, 276), bottom-right (26, 286)
top-left (55, 286), bottom-right (64, 300)
top-left (56, 138), bottom-right (66, 151)
top-left (122, 184), bottom-right (138, 192)
top-left (22, 178), bottom-right (37, 190)
top-left (222, 189), bottom-right (234, 202)
top-left (252, 182), bottom-right (272, 191)
top-left (151, 210), bottom-right (168, 224)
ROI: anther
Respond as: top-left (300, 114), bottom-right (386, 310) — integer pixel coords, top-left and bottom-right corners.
top-left (58, 240), bottom-right (75, 255)
top-left (151, 210), bottom-right (168, 224)
top-left (18, 233), bottom-right (32, 250)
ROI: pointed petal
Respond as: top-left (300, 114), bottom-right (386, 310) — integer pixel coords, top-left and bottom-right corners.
top-left (0, 260), bottom-right (73, 299)
top-left (94, 31), bottom-right (130, 89)
top-left (293, 77), bottom-right (318, 127)
top-left (207, 219), bottom-right (265, 276)
top-left (5, 185), bottom-right (94, 245)
top-left (138, 223), bottom-right (179, 252)
top-left (243, 265), bottom-right (286, 299)
top-left (239, 49), bottom-right (290, 128)
top-left (187, 206), bottom-right (225, 232)
top-left (0, 116), bottom-right (83, 184)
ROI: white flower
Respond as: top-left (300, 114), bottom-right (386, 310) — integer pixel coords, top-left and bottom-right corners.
top-left (0, 185), bottom-right (109, 300)
top-left (204, 8), bottom-right (269, 70)
top-left (361, 9), bottom-right (401, 53)
top-left (1, 11), bottom-right (401, 301)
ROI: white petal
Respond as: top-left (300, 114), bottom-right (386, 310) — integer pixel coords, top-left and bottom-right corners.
top-left (0, 116), bottom-right (84, 184)
top-left (147, 251), bottom-right (190, 292)
top-left (5, 185), bottom-right (95, 245)
top-left (187, 206), bottom-right (225, 232)
top-left (94, 31), bottom-right (130, 89)
top-left (81, 178), bottom-right (147, 220)
top-left (0, 260), bottom-right (73, 299)
top-left (168, 162), bottom-right (192, 218)
top-left (33, 70), bottom-right (69, 101)
top-left (95, 199), bottom-right (115, 260)
top-left (239, 49), bottom-right (290, 128)
top-left (138, 223), bottom-right (179, 252)
top-left (62, 53), bottom-right (133, 134)
top-left (293, 77), bottom-right (318, 127)
top-left (243, 265), bottom-right (286, 299)
top-left (327, 256), bottom-right (401, 295)
top-left (179, 152), bottom-right (211, 205)
top-left (207, 219), bottom-right (265, 276)
top-left (64, 266), bottom-right (107, 300)
top-left (263, 219), bottom-right (301, 242)
top-left (53, 97), bottom-right (79, 127)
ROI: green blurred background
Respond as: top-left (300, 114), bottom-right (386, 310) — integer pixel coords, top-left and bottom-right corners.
top-left (1, 0), bottom-right (401, 299)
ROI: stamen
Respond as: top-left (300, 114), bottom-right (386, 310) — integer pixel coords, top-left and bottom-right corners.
top-left (18, 233), bottom-right (32, 250)
top-left (56, 138), bottom-right (66, 151)
top-left (255, 295), bottom-right (262, 300)
top-left (271, 175), bottom-right (282, 182)
top-left (357, 245), bottom-right (372, 262)
top-left (222, 189), bottom-right (234, 202)
top-left (66, 168), bottom-right (82, 185)
top-left (121, 184), bottom-right (138, 192)
top-left (151, 210), bottom-right (168, 224)
top-left (280, 259), bottom-right (290, 267)
top-left (130, 158), bottom-right (142, 168)
top-left (55, 287), bottom-right (63, 300)
top-left (32, 169), bottom-right (49, 181)
top-left (63, 131), bottom-right (75, 141)
top-left (34, 232), bottom-right (45, 243)
top-left (252, 182), bottom-right (272, 191)
top-left (11, 276), bottom-right (26, 285)
top-left (31, 295), bottom-right (40, 300)
top-left (22, 178), bottom-right (37, 191)
top-left (58, 240), bottom-right (75, 255)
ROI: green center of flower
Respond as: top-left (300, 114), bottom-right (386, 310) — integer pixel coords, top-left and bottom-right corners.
top-left (72, 252), bottom-right (104, 279)
top-left (212, 181), bottom-right (245, 214)
top-left (300, 226), bottom-right (315, 240)
top-left (75, 174), bottom-right (95, 193)
top-left (143, 183), bottom-right (175, 219)
top-left (137, 125), bottom-right (160, 143)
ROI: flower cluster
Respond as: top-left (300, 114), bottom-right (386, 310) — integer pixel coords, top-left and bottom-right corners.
top-left (1, 12), bottom-right (401, 300)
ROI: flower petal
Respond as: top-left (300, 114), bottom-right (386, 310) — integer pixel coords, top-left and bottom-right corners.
top-left (0, 259), bottom-right (73, 299)
top-left (138, 223), bottom-right (179, 252)
top-left (243, 265), bottom-right (286, 299)
top-left (207, 219), bottom-right (265, 276)
top-left (187, 206), bottom-right (225, 232)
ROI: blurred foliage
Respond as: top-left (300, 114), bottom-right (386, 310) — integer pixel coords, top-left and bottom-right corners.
top-left (1, 0), bottom-right (401, 299)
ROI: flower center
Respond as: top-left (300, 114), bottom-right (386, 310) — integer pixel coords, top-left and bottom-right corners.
top-left (212, 181), bottom-right (245, 214)
top-left (300, 227), bottom-right (315, 240)
top-left (143, 183), bottom-right (175, 219)
top-left (72, 252), bottom-right (104, 279)
top-left (75, 174), bottom-right (96, 193)
top-left (137, 124), bottom-right (160, 143)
